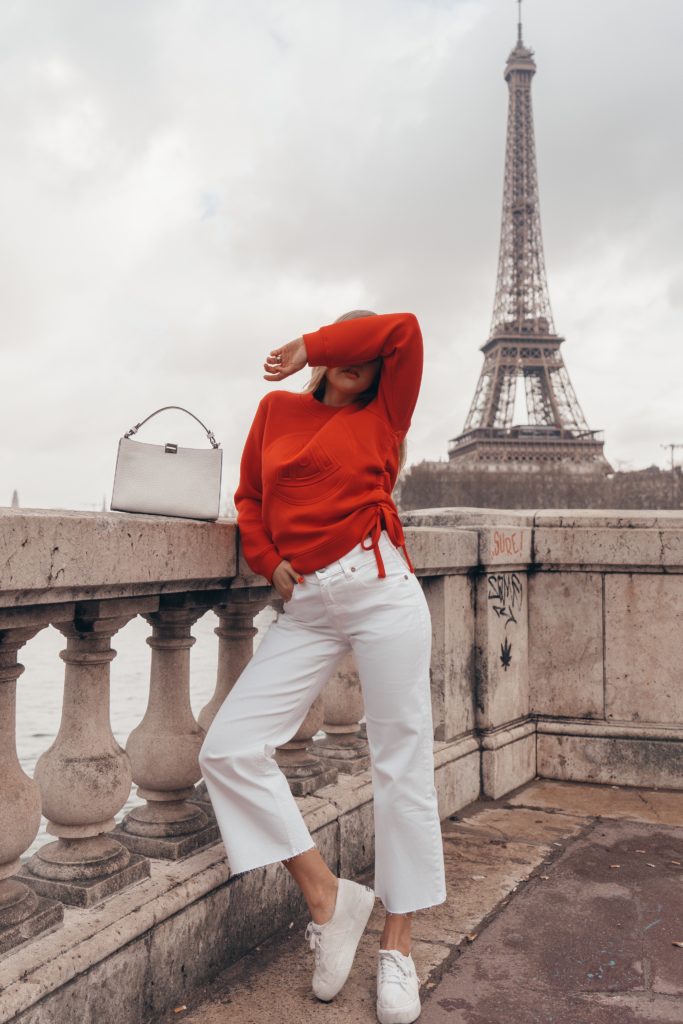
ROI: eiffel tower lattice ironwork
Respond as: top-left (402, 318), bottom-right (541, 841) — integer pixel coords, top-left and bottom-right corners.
top-left (448, 3), bottom-right (612, 475)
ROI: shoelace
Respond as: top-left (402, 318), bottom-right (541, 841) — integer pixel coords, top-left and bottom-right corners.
top-left (378, 951), bottom-right (413, 990)
top-left (304, 920), bottom-right (324, 966)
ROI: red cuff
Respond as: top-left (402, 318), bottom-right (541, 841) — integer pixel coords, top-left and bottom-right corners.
top-left (255, 547), bottom-right (284, 585)
top-left (302, 330), bottom-right (328, 367)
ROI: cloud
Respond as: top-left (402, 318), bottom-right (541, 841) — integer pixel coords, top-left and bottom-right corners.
top-left (1, 0), bottom-right (682, 510)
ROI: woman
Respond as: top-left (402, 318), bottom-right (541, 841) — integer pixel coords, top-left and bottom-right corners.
top-left (198, 310), bottom-right (447, 1024)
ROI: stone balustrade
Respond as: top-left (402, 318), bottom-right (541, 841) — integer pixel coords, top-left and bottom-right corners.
top-left (1, 505), bottom-right (682, 1024)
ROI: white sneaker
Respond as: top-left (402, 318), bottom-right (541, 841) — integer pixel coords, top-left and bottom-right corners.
top-left (376, 948), bottom-right (421, 1024)
top-left (304, 878), bottom-right (375, 1001)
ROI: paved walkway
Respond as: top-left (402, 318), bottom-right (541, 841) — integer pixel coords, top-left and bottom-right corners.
top-left (155, 780), bottom-right (683, 1024)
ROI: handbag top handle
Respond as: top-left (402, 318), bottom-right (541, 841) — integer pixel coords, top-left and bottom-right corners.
top-left (124, 405), bottom-right (221, 449)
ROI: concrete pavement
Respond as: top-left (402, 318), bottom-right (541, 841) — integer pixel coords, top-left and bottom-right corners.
top-left (153, 779), bottom-right (683, 1024)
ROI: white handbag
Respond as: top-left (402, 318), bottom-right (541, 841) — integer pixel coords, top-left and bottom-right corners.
top-left (110, 405), bottom-right (223, 521)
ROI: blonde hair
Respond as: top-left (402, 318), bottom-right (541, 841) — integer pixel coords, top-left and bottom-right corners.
top-left (301, 309), bottom-right (408, 478)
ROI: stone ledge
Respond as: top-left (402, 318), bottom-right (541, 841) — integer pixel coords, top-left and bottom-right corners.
top-left (480, 718), bottom-right (537, 750)
top-left (402, 526), bottom-right (478, 573)
top-left (537, 731), bottom-right (683, 790)
top-left (536, 716), bottom-right (683, 742)
top-left (533, 509), bottom-right (683, 528)
top-left (401, 507), bottom-right (538, 528)
top-left (402, 507), bottom-right (683, 530)
top-left (399, 508), bottom-right (683, 571)
top-left (0, 510), bottom-right (237, 607)
top-left (534, 525), bottom-right (683, 569)
top-left (481, 722), bottom-right (537, 799)
top-left (478, 525), bottom-right (532, 568)
top-left (434, 734), bottom-right (480, 764)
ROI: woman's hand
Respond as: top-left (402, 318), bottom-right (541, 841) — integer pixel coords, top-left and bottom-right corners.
top-left (272, 558), bottom-right (304, 601)
top-left (263, 337), bottom-right (308, 381)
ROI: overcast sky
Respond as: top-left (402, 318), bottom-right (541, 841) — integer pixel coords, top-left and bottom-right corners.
top-left (2, 0), bottom-right (682, 513)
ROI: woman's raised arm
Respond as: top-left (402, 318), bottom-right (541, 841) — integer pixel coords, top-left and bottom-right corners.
top-left (302, 312), bottom-right (423, 436)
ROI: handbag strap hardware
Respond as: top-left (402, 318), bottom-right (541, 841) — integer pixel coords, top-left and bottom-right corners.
top-left (165, 443), bottom-right (178, 454)
top-left (124, 405), bottom-right (221, 448)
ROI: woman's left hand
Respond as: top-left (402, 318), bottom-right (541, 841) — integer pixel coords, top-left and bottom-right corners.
top-left (263, 337), bottom-right (308, 381)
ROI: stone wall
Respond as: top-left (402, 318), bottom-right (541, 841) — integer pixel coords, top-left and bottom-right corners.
top-left (403, 507), bottom-right (683, 794)
top-left (1, 506), bottom-right (682, 1023)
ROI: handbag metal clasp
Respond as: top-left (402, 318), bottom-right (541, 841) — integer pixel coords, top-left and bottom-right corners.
top-left (165, 442), bottom-right (178, 454)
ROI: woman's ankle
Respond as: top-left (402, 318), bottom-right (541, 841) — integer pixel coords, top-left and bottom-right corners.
top-left (380, 911), bottom-right (412, 955)
top-left (308, 875), bottom-right (339, 924)
top-left (380, 942), bottom-right (411, 956)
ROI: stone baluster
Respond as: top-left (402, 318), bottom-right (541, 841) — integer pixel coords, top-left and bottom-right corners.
top-left (274, 691), bottom-right (338, 796)
top-left (313, 651), bottom-right (369, 773)
top-left (260, 596), bottom-right (337, 796)
top-left (0, 614), bottom-right (64, 953)
top-left (197, 592), bottom-right (273, 731)
top-left (116, 596), bottom-right (218, 860)
top-left (193, 591), bottom-right (272, 808)
top-left (19, 600), bottom-right (153, 908)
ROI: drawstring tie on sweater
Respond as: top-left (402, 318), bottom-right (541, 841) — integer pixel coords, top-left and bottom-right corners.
top-left (359, 503), bottom-right (415, 578)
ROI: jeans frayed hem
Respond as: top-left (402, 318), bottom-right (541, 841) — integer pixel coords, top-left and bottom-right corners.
top-left (378, 889), bottom-right (448, 915)
top-left (228, 840), bottom-right (318, 878)
top-left (282, 841), bottom-right (317, 865)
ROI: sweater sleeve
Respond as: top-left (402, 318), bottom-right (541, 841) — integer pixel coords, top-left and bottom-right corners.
top-left (233, 395), bottom-right (284, 584)
top-left (302, 311), bottom-right (423, 437)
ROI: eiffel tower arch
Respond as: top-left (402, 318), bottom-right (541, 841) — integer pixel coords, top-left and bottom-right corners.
top-left (448, 5), bottom-right (613, 476)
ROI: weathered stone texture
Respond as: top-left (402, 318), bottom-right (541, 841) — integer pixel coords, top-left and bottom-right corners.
top-left (4, 507), bottom-right (683, 1024)
top-left (538, 732), bottom-right (683, 789)
top-left (434, 740), bottom-right (480, 819)
top-left (507, 778), bottom-right (683, 825)
top-left (605, 573), bottom-right (683, 724)
top-left (534, 523), bottom-right (683, 568)
top-left (475, 568), bottom-right (529, 729)
top-left (422, 574), bottom-right (475, 742)
top-left (481, 723), bottom-right (536, 799)
top-left (402, 525), bottom-right (478, 572)
top-left (478, 524), bottom-right (532, 565)
top-left (529, 571), bottom-right (603, 718)
top-left (0, 509), bottom-right (237, 606)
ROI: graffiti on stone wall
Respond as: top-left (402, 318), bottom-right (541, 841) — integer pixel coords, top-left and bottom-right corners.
top-left (491, 529), bottom-right (524, 558)
top-left (487, 572), bottom-right (523, 671)
top-left (488, 572), bottom-right (523, 626)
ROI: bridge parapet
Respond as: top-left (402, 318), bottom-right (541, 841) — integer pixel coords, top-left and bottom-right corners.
top-left (1, 507), bottom-right (682, 1022)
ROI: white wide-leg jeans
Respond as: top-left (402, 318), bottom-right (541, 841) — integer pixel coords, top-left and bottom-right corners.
top-left (198, 529), bottom-right (447, 914)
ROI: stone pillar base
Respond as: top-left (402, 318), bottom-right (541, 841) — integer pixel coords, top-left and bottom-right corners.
top-left (190, 780), bottom-right (213, 806)
top-left (112, 821), bottom-right (220, 861)
top-left (312, 735), bottom-right (370, 774)
top-left (17, 852), bottom-right (149, 909)
top-left (275, 751), bottom-right (338, 797)
top-left (480, 719), bottom-right (537, 799)
top-left (114, 796), bottom-right (219, 860)
top-left (0, 878), bottom-right (63, 958)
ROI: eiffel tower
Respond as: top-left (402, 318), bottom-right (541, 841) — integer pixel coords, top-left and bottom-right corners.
top-left (448, 2), bottom-right (612, 475)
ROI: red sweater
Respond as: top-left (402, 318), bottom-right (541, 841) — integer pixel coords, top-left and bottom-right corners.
top-left (233, 311), bottom-right (423, 583)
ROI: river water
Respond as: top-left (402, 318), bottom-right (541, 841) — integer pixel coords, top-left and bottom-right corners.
top-left (15, 605), bottom-right (277, 862)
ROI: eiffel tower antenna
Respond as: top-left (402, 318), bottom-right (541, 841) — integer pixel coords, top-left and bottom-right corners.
top-left (448, 5), bottom-right (612, 474)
